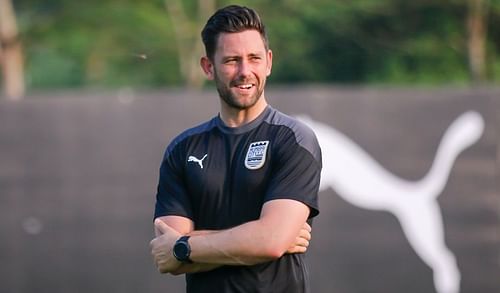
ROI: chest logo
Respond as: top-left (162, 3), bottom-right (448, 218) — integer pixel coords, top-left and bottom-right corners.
top-left (245, 141), bottom-right (269, 170)
top-left (188, 154), bottom-right (207, 169)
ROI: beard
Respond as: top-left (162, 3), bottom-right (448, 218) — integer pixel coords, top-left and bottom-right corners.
top-left (214, 72), bottom-right (265, 110)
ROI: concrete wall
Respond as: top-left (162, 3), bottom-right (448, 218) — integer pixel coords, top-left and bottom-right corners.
top-left (0, 86), bottom-right (498, 293)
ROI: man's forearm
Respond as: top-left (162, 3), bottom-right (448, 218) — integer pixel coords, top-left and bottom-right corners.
top-left (187, 230), bottom-right (220, 237)
top-left (188, 200), bottom-right (309, 266)
top-left (188, 219), bottom-right (281, 266)
top-left (170, 230), bottom-right (224, 273)
top-left (169, 226), bottom-right (267, 274)
top-left (172, 221), bottom-right (310, 274)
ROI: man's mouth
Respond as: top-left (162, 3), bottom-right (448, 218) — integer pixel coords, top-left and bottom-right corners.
top-left (236, 84), bottom-right (254, 90)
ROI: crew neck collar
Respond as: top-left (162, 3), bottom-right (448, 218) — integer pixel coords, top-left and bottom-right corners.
top-left (216, 106), bottom-right (272, 135)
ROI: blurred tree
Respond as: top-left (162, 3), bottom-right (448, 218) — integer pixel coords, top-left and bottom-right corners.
top-left (9, 0), bottom-right (500, 89)
top-left (164, 0), bottom-right (215, 89)
top-left (0, 0), bottom-right (25, 99)
top-left (467, 0), bottom-right (488, 82)
top-left (16, 0), bottom-right (179, 88)
top-left (489, 0), bottom-right (500, 79)
top-left (253, 0), bottom-right (497, 85)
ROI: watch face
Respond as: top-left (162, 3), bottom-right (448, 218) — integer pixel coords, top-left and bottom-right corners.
top-left (174, 242), bottom-right (189, 260)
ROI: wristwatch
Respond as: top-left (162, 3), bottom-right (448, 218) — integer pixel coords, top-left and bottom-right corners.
top-left (173, 236), bottom-right (192, 263)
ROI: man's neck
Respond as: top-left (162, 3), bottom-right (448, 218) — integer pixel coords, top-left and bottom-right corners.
top-left (219, 97), bottom-right (268, 128)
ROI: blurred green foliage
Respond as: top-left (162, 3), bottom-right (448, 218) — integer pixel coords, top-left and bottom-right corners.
top-left (13, 0), bottom-right (500, 89)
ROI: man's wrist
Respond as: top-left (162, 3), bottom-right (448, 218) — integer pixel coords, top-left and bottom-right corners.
top-left (173, 235), bottom-right (193, 263)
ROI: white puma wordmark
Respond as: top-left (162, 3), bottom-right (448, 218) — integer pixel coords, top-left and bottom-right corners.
top-left (188, 154), bottom-right (208, 169)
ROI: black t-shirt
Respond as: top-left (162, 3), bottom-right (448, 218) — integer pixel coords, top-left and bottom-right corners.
top-left (155, 106), bottom-right (322, 293)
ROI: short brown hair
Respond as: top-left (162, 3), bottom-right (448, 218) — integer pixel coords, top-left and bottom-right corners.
top-left (201, 5), bottom-right (269, 60)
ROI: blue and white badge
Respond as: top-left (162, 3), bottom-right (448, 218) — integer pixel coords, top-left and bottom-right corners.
top-left (245, 141), bottom-right (269, 170)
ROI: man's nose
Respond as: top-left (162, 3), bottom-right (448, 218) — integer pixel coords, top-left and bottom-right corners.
top-left (238, 60), bottom-right (251, 77)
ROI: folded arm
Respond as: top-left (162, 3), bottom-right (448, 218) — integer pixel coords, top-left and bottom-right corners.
top-left (188, 199), bottom-right (310, 265)
top-left (151, 199), bottom-right (311, 274)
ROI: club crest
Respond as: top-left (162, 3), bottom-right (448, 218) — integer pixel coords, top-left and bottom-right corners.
top-left (245, 141), bottom-right (269, 170)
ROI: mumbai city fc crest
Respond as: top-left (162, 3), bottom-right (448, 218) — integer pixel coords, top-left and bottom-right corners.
top-left (245, 141), bottom-right (269, 170)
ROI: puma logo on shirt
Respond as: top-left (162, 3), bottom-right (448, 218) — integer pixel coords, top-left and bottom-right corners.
top-left (188, 154), bottom-right (208, 169)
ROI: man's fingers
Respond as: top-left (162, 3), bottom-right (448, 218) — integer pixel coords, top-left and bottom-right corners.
top-left (286, 235), bottom-right (310, 253)
top-left (288, 246), bottom-right (307, 254)
top-left (154, 219), bottom-right (172, 234)
top-left (298, 227), bottom-right (311, 241)
top-left (286, 222), bottom-right (311, 254)
top-left (287, 236), bottom-right (309, 254)
top-left (303, 222), bottom-right (312, 232)
top-left (295, 236), bottom-right (309, 248)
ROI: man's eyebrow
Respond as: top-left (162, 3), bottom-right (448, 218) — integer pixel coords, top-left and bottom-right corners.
top-left (221, 55), bottom-right (241, 61)
top-left (220, 52), bottom-right (264, 61)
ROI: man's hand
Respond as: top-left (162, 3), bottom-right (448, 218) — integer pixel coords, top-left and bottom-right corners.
top-left (286, 222), bottom-right (312, 254)
top-left (150, 219), bottom-right (183, 273)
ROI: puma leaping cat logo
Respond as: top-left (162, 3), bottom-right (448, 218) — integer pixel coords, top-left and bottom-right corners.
top-left (188, 154), bottom-right (208, 169)
top-left (298, 111), bottom-right (484, 293)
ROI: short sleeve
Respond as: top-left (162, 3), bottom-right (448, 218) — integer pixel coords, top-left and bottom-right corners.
top-left (265, 126), bottom-right (322, 218)
top-left (154, 144), bottom-right (193, 220)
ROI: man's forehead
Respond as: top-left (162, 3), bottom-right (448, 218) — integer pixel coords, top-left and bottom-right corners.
top-left (215, 30), bottom-right (267, 55)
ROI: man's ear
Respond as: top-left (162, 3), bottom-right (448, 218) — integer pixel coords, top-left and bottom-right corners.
top-left (266, 50), bottom-right (273, 77)
top-left (200, 56), bottom-right (215, 80)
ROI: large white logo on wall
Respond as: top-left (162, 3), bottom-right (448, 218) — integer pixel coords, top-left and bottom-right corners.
top-left (298, 111), bottom-right (484, 293)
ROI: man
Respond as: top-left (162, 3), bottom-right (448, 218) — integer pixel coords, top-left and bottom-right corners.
top-left (150, 5), bottom-right (322, 293)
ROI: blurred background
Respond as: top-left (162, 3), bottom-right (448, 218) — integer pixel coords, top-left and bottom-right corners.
top-left (1, 0), bottom-right (500, 95)
top-left (0, 0), bottom-right (499, 292)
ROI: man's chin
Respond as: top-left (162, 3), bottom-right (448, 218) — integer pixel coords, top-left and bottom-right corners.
top-left (225, 93), bottom-right (257, 108)
top-left (223, 98), bottom-right (258, 110)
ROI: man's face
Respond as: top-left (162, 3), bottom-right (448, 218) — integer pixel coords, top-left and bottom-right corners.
top-left (203, 30), bottom-right (272, 110)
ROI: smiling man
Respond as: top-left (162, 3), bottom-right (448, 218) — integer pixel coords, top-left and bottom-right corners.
top-left (150, 5), bottom-right (322, 293)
